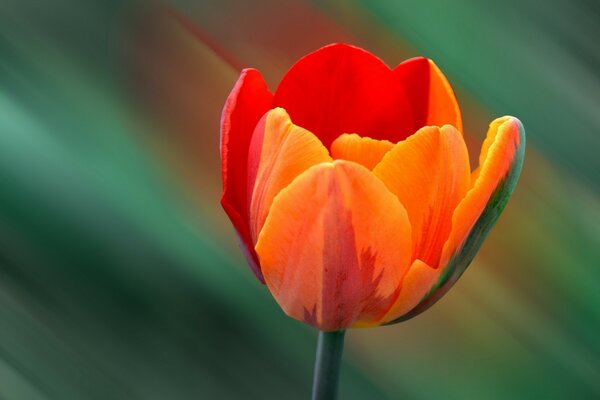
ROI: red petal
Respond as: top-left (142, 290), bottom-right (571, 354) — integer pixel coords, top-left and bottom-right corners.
top-left (220, 68), bottom-right (273, 281)
top-left (395, 57), bottom-right (462, 131)
top-left (273, 43), bottom-right (414, 148)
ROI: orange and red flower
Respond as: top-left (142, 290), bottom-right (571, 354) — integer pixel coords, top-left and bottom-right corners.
top-left (221, 44), bottom-right (525, 331)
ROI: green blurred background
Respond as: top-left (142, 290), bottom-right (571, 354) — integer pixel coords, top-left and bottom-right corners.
top-left (0, 0), bottom-right (598, 399)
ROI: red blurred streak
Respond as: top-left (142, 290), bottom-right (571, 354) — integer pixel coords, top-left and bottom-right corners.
top-left (123, 1), bottom-right (357, 194)
top-left (167, 6), bottom-right (245, 72)
top-left (123, 5), bottom-right (236, 212)
top-left (170, 0), bottom-right (355, 84)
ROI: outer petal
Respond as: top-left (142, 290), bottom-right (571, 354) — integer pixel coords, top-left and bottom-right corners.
top-left (256, 160), bottom-right (412, 331)
top-left (390, 117), bottom-right (526, 323)
top-left (220, 69), bottom-right (273, 281)
top-left (395, 57), bottom-right (463, 132)
top-left (273, 43), bottom-right (414, 148)
top-left (441, 117), bottom-right (525, 268)
top-left (373, 125), bottom-right (471, 267)
top-left (248, 108), bottom-right (332, 242)
top-left (330, 133), bottom-right (394, 170)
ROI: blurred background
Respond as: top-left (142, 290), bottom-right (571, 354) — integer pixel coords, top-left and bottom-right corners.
top-left (0, 0), bottom-right (599, 399)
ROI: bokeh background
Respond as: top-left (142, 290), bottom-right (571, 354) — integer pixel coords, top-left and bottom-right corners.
top-left (1, 0), bottom-right (599, 399)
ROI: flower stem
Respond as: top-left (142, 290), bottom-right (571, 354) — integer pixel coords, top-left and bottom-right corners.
top-left (311, 330), bottom-right (346, 400)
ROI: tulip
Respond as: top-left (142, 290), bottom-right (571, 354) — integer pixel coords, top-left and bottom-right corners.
top-left (220, 43), bottom-right (524, 399)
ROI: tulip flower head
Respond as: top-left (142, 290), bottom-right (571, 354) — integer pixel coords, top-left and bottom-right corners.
top-left (221, 44), bottom-right (524, 332)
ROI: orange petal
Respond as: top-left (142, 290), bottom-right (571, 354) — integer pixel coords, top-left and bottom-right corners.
top-left (248, 108), bottom-right (331, 243)
top-left (381, 259), bottom-right (439, 323)
top-left (373, 125), bottom-right (471, 267)
top-left (255, 160), bottom-right (412, 331)
top-left (395, 58), bottom-right (463, 132)
top-left (440, 117), bottom-right (525, 268)
top-left (330, 134), bottom-right (394, 170)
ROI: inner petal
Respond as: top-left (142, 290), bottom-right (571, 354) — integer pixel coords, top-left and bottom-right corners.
top-left (330, 133), bottom-right (394, 170)
top-left (380, 259), bottom-right (440, 323)
top-left (373, 125), bottom-right (471, 267)
top-left (248, 108), bottom-right (332, 243)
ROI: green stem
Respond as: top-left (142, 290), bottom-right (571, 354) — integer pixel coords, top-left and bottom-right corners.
top-left (311, 330), bottom-right (346, 400)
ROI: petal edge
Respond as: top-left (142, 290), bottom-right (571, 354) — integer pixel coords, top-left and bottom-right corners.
top-left (220, 68), bottom-right (273, 281)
